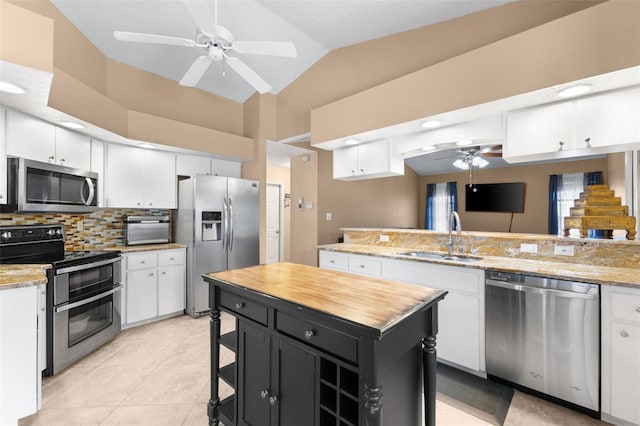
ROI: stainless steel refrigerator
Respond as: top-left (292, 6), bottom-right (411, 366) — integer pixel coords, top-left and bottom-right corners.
top-left (176, 175), bottom-right (260, 317)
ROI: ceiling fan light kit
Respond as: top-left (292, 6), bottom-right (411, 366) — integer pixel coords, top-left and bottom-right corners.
top-left (113, 0), bottom-right (297, 94)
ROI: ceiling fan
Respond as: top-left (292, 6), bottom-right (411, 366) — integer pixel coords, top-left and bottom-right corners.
top-left (452, 145), bottom-right (502, 169)
top-left (113, 0), bottom-right (297, 93)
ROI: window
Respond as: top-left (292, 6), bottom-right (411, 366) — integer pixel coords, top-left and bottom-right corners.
top-left (426, 182), bottom-right (458, 231)
top-left (549, 171), bottom-right (602, 236)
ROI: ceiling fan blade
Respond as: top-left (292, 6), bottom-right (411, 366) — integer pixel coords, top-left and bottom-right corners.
top-left (179, 56), bottom-right (213, 87)
top-left (232, 41), bottom-right (297, 58)
top-left (113, 31), bottom-right (196, 47)
top-left (182, 0), bottom-right (216, 35)
top-left (226, 57), bottom-right (272, 93)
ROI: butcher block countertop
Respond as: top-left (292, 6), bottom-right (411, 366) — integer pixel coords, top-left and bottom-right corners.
top-left (205, 262), bottom-right (447, 333)
top-left (0, 264), bottom-right (50, 290)
top-left (319, 243), bottom-right (640, 289)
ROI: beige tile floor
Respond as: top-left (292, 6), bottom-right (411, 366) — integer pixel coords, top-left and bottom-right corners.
top-left (20, 313), bottom-right (609, 426)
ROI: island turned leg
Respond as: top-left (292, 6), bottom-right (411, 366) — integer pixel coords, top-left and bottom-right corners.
top-left (423, 305), bottom-right (439, 426)
top-left (208, 306), bottom-right (221, 426)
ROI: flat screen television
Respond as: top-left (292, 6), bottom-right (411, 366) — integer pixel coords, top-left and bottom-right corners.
top-left (465, 182), bottom-right (525, 213)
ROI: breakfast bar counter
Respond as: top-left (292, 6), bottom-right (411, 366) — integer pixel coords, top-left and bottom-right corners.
top-left (204, 262), bottom-right (447, 426)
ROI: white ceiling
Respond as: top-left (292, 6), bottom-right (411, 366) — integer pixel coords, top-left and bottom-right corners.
top-left (50, 0), bottom-right (514, 103)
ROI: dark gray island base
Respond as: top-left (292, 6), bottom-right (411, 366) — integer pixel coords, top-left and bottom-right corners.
top-left (204, 262), bottom-right (447, 426)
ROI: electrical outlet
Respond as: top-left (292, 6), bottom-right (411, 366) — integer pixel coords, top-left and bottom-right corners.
top-left (554, 245), bottom-right (575, 256)
top-left (520, 243), bottom-right (538, 254)
top-left (380, 234), bottom-right (389, 242)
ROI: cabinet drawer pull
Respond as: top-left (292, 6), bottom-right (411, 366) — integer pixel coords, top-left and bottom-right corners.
top-left (235, 302), bottom-right (245, 309)
top-left (636, 306), bottom-right (640, 313)
top-left (269, 395), bottom-right (278, 406)
top-left (140, 260), bottom-right (146, 264)
top-left (260, 390), bottom-right (269, 399)
top-left (359, 264), bottom-right (365, 268)
top-left (304, 330), bottom-right (315, 340)
top-left (149, 273), bottom-right (154, 277)
top-left (330, 260), bottom-right (335, 264)
top-left (620, 331), bottom-right (629, 338)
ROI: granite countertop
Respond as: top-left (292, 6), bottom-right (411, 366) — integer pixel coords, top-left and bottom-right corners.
top-left (205, 262), bottom-right (447, 333)
top-left (0, 264), bottom-right (51, 291)
top-left (103, 243), bottom-right (186, 253)
top-left (318, 243), bottom-right (640, 289)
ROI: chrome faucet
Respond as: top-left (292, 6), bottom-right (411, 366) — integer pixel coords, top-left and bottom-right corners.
top-left (446, 211), bottom-right (462, 256)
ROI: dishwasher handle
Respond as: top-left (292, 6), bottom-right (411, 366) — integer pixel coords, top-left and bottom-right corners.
top-left (486, 278), bottom-right (597, 300)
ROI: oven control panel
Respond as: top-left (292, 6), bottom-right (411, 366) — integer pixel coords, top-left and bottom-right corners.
top-left (0, 224), bottom-right (65, 244)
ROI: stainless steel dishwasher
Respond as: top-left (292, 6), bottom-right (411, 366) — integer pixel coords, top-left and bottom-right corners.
top-left (485, 271), bottom-right (600, 416)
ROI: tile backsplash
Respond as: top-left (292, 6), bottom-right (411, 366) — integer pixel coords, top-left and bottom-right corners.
top-left (0, 209), bottom-right (170, 251)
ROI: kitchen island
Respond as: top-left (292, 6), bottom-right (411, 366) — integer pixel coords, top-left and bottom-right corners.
top-left (204, 262), bottom-right (447, 426)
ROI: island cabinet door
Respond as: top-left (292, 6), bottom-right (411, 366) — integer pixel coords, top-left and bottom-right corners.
top-left (238, 321), bottom-right (271, 426)
top-left (272, 339), bottom-right (316, 426)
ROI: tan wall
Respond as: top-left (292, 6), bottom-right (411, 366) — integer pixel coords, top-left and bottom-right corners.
top-left (310, 1), bottom-right (640, 144)
top-left (275, 0), bottom-right (603, 140)
top-left (267, 165), bottom-right (291, 262)
top-left (317, 149), bottom-right (420, 245)
top-left (418, 157), bottom-right (610, 234)
top-left (290, 153), bottom-right (318, 266)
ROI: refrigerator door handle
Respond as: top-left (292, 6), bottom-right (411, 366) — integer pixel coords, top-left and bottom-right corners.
top-left (229, 197), bottom-right (234, 253)
top-left (222, 197), bottom-right (228, 253)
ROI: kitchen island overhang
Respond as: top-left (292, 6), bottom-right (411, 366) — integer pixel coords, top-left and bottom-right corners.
top-left (204, 262), bottom-right (447, 426)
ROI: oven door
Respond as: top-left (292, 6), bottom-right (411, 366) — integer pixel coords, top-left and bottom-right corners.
top-left (52, 285), bottom-right (121, 374)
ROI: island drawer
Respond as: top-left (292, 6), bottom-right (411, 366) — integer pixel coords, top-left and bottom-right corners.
top-left (220, 290), bottom-right (268, 325)
top-left (348, 254), bottom-right (381, 277)
top-left (610, 291), bottom-right (640, 323)
top-left (276, 311), bottom-right (358, 363)
top-left (319, 251), bottom-right (348, 271)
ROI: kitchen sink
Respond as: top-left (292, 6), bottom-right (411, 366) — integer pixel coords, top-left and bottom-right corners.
top-left (399, 251), bottom-right (482, 263)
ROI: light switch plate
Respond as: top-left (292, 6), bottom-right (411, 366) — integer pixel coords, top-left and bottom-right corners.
top-left (554, 245), bottom-right (575, 256)
top-left (326, 212), bottom-right (332, 221)
top-left (520, 243), bottom-right (538, 254)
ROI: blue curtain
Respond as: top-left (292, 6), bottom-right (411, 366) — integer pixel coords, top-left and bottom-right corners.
top-left (548, 175), bottom-right (559, 234)
top-left (425, 183), bottom-right (435, 229)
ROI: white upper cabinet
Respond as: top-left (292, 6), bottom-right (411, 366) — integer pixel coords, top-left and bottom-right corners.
top-left (575, 87), bottom-right (640, 149)
top-left (0, 108), bottom-right (6, 205)
top-left (211, 158), bottom-right (241, 178)
top-left (505, 101), bottom-right (574, 158)
top-left (177, 154), bottom-right (241, 178)
top-left (5, 110), bottom-right (90, 170)
top-left (504, 86), bottom-right (640, 163)
top-left (333, 139), bottom-right (403, 180)
top-left (105, 143), bottom-right (176, 209)
top-left (176, 153), bottom-right (211, 176)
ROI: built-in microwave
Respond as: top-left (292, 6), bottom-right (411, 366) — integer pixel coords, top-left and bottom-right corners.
top-left (2, 157), bottom-right (98, 213)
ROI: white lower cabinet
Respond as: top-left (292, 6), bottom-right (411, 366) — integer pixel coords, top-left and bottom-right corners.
top-left (0, 285), bottom-right (40, 425)
top-left (318, 250), bottom-right (485, 373)
top-left (122, 248), bottom-right (186, 327)
top-left (601, 285), bottom-right (640, 425)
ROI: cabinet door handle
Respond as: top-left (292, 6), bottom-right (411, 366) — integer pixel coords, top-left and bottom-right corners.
top-left (235, 302), bottom-right (245, 309)
top-left (59, 158), bottom-right (66, 164)
top-left (260, 390), bottom-right (269, 399)
top-left (558, 141), bottom-right (565, 151)
top-left (149, 273), bottom-right (154, 277)
top-left (584, 137), bottom-right (591, 147)
top-left (620, 331), bottom-right (629, 338)
top-left (161, 271), bottom-right (166, 275)
top-left (635, 306), bottom-right (640, 313)
top-left (360, 168), bottom-right (364, 174)
top-left (269, 395), bottom-right (278, 406)
top-left (48, 155), bottom-right (55, 162)
top-left (304, 330), bottom-right (315, 340)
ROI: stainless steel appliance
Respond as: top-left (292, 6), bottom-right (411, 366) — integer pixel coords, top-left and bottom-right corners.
top-left (0, 224), bottom-right (121, 375)
top-left (485, 271), bottom-right (600, 416)
top-left (175, 175), bottom-right (259, 317)
top-left (2, 157), bottom-right (98, 213)
top-left (124, 215), bottom-right (170, 245)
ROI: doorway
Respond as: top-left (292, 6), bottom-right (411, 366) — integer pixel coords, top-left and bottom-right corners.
top-left (266, 183), bottom-right (283, 263)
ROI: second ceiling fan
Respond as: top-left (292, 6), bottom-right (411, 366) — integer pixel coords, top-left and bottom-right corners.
top-left (113, 0), bottom-right (297, 93)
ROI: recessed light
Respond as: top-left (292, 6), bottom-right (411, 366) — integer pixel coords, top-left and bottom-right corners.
top-left (558, 84), bottom-right (592, 98)
top-left (138, 143), bottom-right (156, 149)
top-left (344, 138), bottom-right (360, 146)
top-left (456, 140), bottom-right (473, 146)
top-left (421, 145), bottom-right (437, 151)
top-left (421, 120), bottom-right (441, 129)
top-left (59, 121), bottom-right (84, 129)
top-left (0, 81), bottom-right (27, 94)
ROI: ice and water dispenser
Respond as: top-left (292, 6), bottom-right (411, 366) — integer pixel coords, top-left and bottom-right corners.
top-left (202, 211), bottom-right (222, 241)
